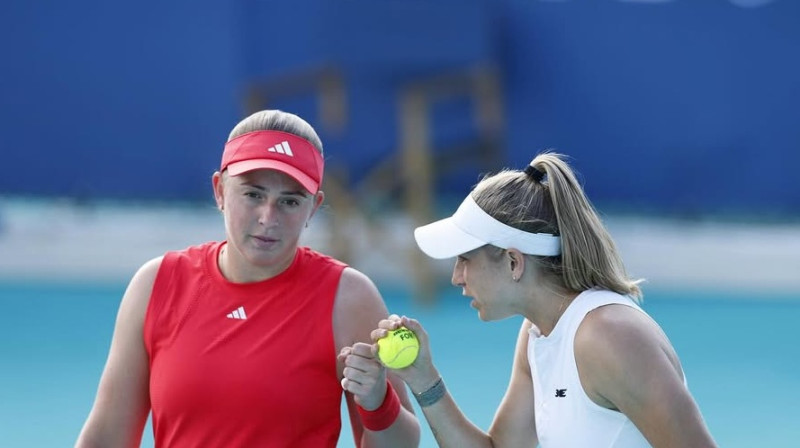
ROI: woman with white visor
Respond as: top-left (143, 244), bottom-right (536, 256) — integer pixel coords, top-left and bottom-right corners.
top-left (371, 152), bottom-right (717, 447)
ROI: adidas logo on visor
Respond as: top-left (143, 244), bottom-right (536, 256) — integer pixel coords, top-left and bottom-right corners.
top-left (267, 141), bottom-right (294, 157)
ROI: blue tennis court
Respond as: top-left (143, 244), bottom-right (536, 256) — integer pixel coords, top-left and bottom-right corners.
top-left (1, 281), bottom-right (797, 447)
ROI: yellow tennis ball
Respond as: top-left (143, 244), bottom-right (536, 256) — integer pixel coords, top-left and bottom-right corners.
top-left (377, 327), bottom-right (419, 369)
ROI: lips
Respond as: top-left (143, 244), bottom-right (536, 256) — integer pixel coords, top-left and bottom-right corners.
top-left (251, 235), bottom-right (279, 249)
top-left (252, 235), bottom-right (277, 242)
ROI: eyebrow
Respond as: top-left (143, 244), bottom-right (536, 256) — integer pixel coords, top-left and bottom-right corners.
top-left (460, 246), bottom-right (484, 258)
top-left (240, 182), bottom-right (309, 197)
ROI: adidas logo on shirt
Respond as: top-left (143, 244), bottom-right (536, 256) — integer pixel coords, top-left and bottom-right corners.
top-left (267, 141), bottom-right (294, 157)
top-left (226, 306), bottom-right (247, 320)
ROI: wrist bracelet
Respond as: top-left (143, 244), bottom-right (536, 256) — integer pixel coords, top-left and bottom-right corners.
top-left (414, 377), bottom-right (446, 407)
top-left (356, 381), bottom-right (401, 431)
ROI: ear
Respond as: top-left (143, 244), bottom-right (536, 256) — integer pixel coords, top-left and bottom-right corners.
top-left (506, 248), bottom-right (525, 282)
top-left (212, 171), bottom-right (224, 211)
top-left (309, 190), bottom-right (325, 218)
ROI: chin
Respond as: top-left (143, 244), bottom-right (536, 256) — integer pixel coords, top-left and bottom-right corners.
top-left (477, 309), bottom-right (511, 323)
top-left (245, 248), bottom-right (285, 266)
top-left (476, 308), bottom-right (492, 322)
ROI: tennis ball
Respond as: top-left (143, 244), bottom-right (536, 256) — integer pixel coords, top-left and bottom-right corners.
top-left (377, 327), bottom-right (419, 369)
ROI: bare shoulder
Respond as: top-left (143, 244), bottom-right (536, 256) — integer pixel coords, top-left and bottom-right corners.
top-left (75, 256), bottom-right (165, 447)
top-left (333, 266), bottom-right (387, 316)
top-left (118, 256), bottom-right (164, 320)
top-left (574, 303), bottom-right (682, 407)
top-left (576, 304), bottom-right (649, 343)
top-left (131, 256), bottom-right (164, 289)
top-left (575, 304), bottom-right (717, 446)
top-left (575, 304), bottom-right (677, 361)
top-left (336, 267), bottom-right (382, 304)
top-left (332, 267), bottom-right (389, 349)
top-left (137, 255), bottom-right (164, 278)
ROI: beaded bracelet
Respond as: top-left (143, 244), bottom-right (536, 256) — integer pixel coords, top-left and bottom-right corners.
top-left (414, 377), bottom-right (446, 407)
top-left (356, 381), bottom-right (401, 431)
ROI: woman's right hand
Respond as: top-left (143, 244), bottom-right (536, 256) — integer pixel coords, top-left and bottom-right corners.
top-left (371, 314), bottom-right (441, 395)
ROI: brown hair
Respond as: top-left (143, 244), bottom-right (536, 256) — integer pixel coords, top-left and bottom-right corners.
top-left (471, 152), bottom-right (642, 301)
top-left (228, 109), bottom-right (324, 155)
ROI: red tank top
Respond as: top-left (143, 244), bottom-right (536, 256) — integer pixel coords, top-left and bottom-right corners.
top-left (144, 242), bottom-right (347, 447)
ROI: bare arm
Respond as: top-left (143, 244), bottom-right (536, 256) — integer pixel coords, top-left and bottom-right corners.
top-left (334, 267), bottom-right (421, 448)
top-left (375, 317), bottom-right (537, 448)
top-left (487, 319), bottom-right (538, 447)
top-left (75, 257), bottom-right (161, 448)
top-left (575, 305), bottom-right (718, 448)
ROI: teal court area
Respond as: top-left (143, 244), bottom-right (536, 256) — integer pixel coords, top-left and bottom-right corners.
top-left (1, 281), bottom-right (798, 448)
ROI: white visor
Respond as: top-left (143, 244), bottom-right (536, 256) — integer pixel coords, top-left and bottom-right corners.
top-left (414, 195), bottom-right (562, 259)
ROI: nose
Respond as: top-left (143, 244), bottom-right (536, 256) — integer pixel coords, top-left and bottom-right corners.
top-left (451, 262), bottom-right (464, 287)
top-left (258, 201), bottom-right (280, 226)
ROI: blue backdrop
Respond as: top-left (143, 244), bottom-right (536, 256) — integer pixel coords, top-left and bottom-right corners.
top-left (1, 0), bottom-right (797, 214)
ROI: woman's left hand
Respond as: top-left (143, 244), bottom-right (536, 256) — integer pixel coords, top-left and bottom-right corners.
top-left (338, 342), bottom-right (388, 410)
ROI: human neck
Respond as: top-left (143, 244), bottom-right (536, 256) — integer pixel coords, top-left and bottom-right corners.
top-left (218, 243), bottom-right (296, 283)
top-left (526, 287), bottom-right (578, 337)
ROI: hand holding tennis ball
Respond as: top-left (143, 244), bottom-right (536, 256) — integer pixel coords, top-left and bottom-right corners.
top-left (377, 326), bottom-right (419, 369)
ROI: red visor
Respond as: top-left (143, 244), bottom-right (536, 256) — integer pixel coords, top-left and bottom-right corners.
top-left (220, 131), bottom-right (324, 193)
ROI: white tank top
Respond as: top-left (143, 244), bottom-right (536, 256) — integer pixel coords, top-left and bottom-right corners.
top-left (528, 289), bottom-right (663, 448)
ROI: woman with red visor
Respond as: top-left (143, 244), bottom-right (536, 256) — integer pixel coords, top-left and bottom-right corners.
top-left (76, 110), bottom-right (421, 448)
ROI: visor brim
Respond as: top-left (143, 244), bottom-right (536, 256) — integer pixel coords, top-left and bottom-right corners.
top-left (226, 159), bottom-right (319, 194)
top-left (413, 217), bottom-right (487, 259)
